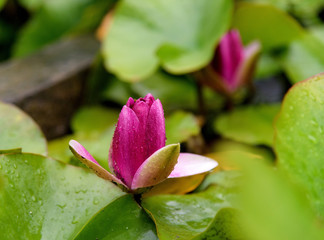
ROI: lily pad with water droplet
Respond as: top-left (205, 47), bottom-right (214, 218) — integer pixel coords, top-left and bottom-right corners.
top-left (275, 73), bottom-right (324, 218)
top-left (0, 152), bottom-right (124, 239)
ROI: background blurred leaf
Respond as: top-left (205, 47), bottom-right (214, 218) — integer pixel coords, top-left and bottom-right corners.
top-left (245, 0), bottom-right (324, 25)
top-left (18, 0), bottom-right (43, 11)
top-left (237, 155), bottom-right (324, 240)
top-left (13, 0), bottom-right (115, 57)
top-left (0, 152), bottom-right (124, 240)
top-left (280, 33), bottom-right (324, 84)
top-left (71, 106), bottom-right (119, 135)
top-left (165, 111), bottom-right (200, 145)
top-left (232, 2), bottom-right (304, 51)
top-left (214, 104), bottom-right (280, 146)
top-left (131, 71), bottom-right (224, 112)
top-left (75, 195), bottom-right (158, 240)
top-left (275, 73), bottom-right (324, 218)
top-left (0, 0), bottom-right (6, 11)
top-left (0, 102), bottom-right (47, 155)
top-left (103, 0), bottom-right (232, 81)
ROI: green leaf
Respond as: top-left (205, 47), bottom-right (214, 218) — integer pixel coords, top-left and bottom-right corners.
top-left (237, 155), bottom-right (324, 240)
top-left (246, 0), bottom-right (323, 24)
top-left (165, 111), bottom-right (200, 145)
top-left (0, 102), bottom-right (47, 155)
top-left (214, 104), bottom-right (280, 146)
top-left (71, 106), bottom-right (119, 135)
top-left (18, 0), bottom-right (43, 10)
top-left (131, 71), bottom-right (224, 112)
top-left (192, 208), bottom-right (241, 240)
top-left (274, 73), bottom-right (324, 218)
top-left (142, 183), bottom-right (235, 239)
top-left (209, 140), bottom-right (275, 166)
top-left (103, 0), bottom-right (233, 81)
top-left (232, 2), bottom-right (304, 51)
top-left (75, 195), bottom-right (158, 240)
top-left (280, 33), bottom-right (324, 84)
top-left (13, 0), bottom-right (114, 57)
top-left (0, 153), bottom-right (124, 240)
top-left (0, 0), bottom-right (6, 10)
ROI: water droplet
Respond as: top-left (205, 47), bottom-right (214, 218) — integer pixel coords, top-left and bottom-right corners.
top-left (13, 164), bottom-right (17, 169)
top-left (310, 120), bottom-right (318, 127)
top-left (71, 216), bottom-right (79, 224)
top-left (57, 204), bottom-right (66, 209)
top-left (308, 135), bottom-right (317, 144)
top-left (29, 211), bottom-right (33, 216)
top-left (31, 196), bottom-right (36, 202)
top-left (93, 198), bottom-right (99, 205)
top-left (9, 184), bottom-right (14, 188)
top-left (125, 227), bottom-right (129, 230)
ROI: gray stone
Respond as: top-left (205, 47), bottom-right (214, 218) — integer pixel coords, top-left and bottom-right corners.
top-left (0, 35), bottom-right (99, 139)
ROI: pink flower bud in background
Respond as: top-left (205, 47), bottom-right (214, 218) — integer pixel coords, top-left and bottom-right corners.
top-left (200, 30), bottom-right (261, 96)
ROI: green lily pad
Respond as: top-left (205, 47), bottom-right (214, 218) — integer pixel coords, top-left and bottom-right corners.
top-left (75, 195), bottom-right (158, 240)
top-left (280, 33), bottom-right (324, 84)
top-left (214, 104), bottom-right (281, 146)
top-left (192, 208), bottom-right (241, 240)
top-left (237, 155), bottom-right (324, 240)
top-left (274, 73), bottom-right (324, 218)
top-left (0, 152), bottom-right (125, 240)
top-left (232, 2), bottom-right (304, 51)
top-left (142, 182), bottom-right (236, 239)
top-left (0, 102), bottom-right (47, 155)
top-left (165, 111), bottom-right (200, 145)
top-left (103, 0), bottom-right (232, 81)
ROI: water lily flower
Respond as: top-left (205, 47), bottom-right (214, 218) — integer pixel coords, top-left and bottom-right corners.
top-left (199, 29), bottom-right (261, 96)
top-left (69, 94), bottom-right (217, 192)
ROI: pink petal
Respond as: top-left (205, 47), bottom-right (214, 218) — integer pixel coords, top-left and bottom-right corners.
top-left (143, 93), bottom-right (155, 106)
top-left (69, 140), bottom-right (99, 165)
top-left (232, 41), bottom-right (261, 91)
top-left (126, 97), bottom-right (135, 108)
top-left (168, 153), bottom-right (218, 178)
top-left (215, 30), bottom-right (244, 88)
top-left (109, 106), bottom-right (141, 188)
top-left (145, 99), bottom-right (166, 159)
top-left (69, 140), bottom-right (126, 187)
top-left (131, 144), bottom-right (180, 190)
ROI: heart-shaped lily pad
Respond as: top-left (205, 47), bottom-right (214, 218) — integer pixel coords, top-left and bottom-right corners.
top-left (103, 0), bottom-right (232, 81)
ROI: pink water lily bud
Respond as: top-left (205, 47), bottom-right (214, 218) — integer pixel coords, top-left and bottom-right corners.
top-left (200, 30), bottom-right (261, 96)
top-left (69, 94), bottom-right (218, 192)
